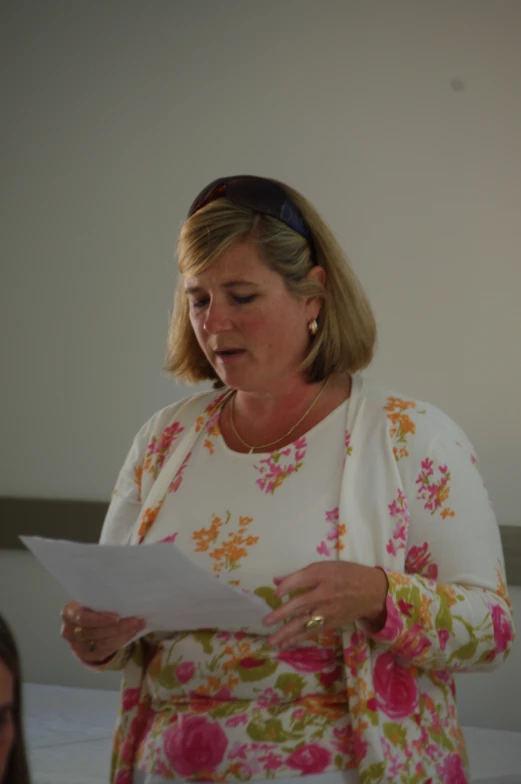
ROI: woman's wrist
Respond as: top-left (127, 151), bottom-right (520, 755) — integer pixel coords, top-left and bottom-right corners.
top-left (361, 567), bottom-right (389, 631)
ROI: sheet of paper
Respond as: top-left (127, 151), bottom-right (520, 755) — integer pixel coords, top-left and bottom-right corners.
top-left (21, 536), bottom-right (272, 634)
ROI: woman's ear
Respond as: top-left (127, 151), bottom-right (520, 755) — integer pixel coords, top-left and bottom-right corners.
top-left (307, 265), bottom-right (326, 287)
top-left (305, 265), bottom-right (326, 319)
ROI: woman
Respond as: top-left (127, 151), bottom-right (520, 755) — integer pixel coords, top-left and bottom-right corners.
top-left (61, 175), bottom-right (515, 784)
top-left (0, 615), bottom-right (31, 784)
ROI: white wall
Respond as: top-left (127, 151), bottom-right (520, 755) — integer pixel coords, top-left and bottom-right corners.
top-left (1, 0), bottom-right (520, 729)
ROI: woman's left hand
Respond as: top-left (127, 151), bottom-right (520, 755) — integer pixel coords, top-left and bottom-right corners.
top-left (263, 561), bottom-right (389, 648)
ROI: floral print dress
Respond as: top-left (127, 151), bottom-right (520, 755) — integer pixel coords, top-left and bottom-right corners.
top-left (99, 376), bottom-right (515, 784)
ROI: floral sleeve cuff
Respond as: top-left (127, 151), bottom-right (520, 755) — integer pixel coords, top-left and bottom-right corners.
top-left (76, 643), bottom-right (135, 672)
top-left (361, 570), bottom-right (515, 671)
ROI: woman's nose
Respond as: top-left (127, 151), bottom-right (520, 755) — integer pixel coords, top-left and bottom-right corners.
top-left (203, 301), bottom-right (233, 334)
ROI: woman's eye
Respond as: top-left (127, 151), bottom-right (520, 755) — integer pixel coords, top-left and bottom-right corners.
top-left (191, 298), bottom-right (209, 309)
top-left (233, 295), bottom-right (256, 305)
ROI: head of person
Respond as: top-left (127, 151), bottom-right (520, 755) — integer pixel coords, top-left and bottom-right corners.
top-left (0, 616), bottom-right (30, 784)
top-left (165, 175), bottom-right (377, 391)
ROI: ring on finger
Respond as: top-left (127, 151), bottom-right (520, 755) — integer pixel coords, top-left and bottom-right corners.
top-left (73, 625), bottom-right (83, 640)
top-left (305, 612), bottom-right (325, 631)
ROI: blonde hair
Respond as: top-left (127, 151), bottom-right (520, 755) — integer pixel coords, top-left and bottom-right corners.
top-left (164, 177), bottom-right (377, 384)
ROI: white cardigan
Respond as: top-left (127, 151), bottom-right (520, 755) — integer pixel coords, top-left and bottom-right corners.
top-left (100, 375), bottom-right (515, 783)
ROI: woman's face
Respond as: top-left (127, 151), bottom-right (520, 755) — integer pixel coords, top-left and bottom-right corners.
top-left (0, 659), bottom-right (15, 782)
top-left (185, 241), bottom-right (321, 392)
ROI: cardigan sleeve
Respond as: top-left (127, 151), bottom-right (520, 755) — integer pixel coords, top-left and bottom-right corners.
top-left (365, 427), bottom-right (515, 672)
top-left (78, 420), bottom-right (153, 672)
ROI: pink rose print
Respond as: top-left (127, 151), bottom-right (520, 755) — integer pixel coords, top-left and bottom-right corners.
top-left (146, 422), bottom-right (184, 477)
top-left (406, 542), bottom-right (439, 579)
top-left (255, 437), bottom-right (307, 494)
top-left (169, 450), bottom-right (192, 493)
top-left (225, 713), bottom-right (248, 727)
top-left (490, 604), bottom-right (514, 654)
top-left (121, 687), bottom-right (140, 712)
top-left (438, 629), bottom-right (450, 651)
top-left (175, 661), bottom-right (196, 684)
top-left (442, 752), bottom-right (468, 784)
top-left (260, 751), bottom-right (284, 772)
top-left (373, 594), bottom-right (404, 641)
top-left (287, 743), bottom-right (331, 774)
top-left (159, 533), bottom-right (178, 544)
top-left (163, 715), bottom-right (228, 777)
top-left (316, 507), bottom-right (346, 556)
top-left (416, 458), bottom-right (455, 519)
top-left (318, 664), bottom-right (343, 689)
top-left (277, 646), bottom-right (335, 673)
top-left (374, 651), bottom-right (418, 719)
top-left (229, 741), bottom-right (248, 760)
top-left (353, 728), bottom-right (368, 762)
top-left (398, 623), bottom-right (431, 658)
top-left (386, 489), bottom-right (410, 557)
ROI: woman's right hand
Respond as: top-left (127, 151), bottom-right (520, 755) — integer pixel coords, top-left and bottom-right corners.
top-left (60, 600), bottom-right (146, 665)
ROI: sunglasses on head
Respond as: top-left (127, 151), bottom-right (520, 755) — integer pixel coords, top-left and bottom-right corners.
top-left (187, 175), bottom-right (317, 265)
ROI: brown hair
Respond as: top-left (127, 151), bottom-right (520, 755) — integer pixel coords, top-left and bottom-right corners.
top-left (164, 177), bottom-right (376, 384)
top-left (0, 615), bottom-right (31, 784)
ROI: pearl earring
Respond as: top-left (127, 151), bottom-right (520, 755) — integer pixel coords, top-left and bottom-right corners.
top-left (308, 319), bottom-right (318, 336)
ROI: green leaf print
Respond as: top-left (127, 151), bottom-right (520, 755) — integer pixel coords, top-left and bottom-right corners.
top-left (274, 673), bottom-right (306, 698)
top-left (247, 717), bottom-right (303, 743)
top-left (131, 641), bottom-right (144, 667)
top-left (192, 631), bottom-right (214, 655)
top-left (254, 585), bottom-right (283, 610)
top-left (156, 664), bottom-right (179, 690)
top-left (431, 726), bottom-right (455, 752)
top-left (360, 762), bottom-right (386, 784)
top-left (266, 703), bottom-right (292, 718)
top-left (236, 657), bottom-right (279, 682)
top-left (450, 638), bottom-right (479, 662)
top-left (435, 602), bottom-right (454, 634)
top-left (211, 700), bottom-right (248, 719)
top-left (394, 584), bottom-right (422, 625)
top-left (383, 722), bottom-right (407, 751)
top-left (334, 754), bottom-right (344, 770)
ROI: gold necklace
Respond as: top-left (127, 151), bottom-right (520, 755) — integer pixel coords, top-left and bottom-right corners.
top-left (229, 376), bottom-right (330, 454)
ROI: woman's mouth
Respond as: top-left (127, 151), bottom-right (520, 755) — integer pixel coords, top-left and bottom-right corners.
top-left (214, 349), bottom-right (246, 364)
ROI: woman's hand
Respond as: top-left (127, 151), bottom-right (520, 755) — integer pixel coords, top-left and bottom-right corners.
top-left (263, 562), bottom-right (388, 648)
top-left (60, 601), bottom-right (146, 665)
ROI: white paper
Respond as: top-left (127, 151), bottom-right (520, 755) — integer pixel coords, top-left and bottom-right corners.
top-left (21, 536), bottom-right (272, 634)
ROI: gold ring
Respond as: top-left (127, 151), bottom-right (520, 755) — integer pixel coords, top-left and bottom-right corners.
top-left (73, 625), bottom-right (83, 639)
top-left (88, 640), bottom-right (96, 653)
top-left (305, 613), bottom-right (325, 631)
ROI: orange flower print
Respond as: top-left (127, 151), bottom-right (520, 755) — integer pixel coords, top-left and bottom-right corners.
top-left (144, 421), bottom-right (184, 479)
top-left (192, 512), bottom-right (259, 575)
top-left (384, 397), bottom-right (425, 461)
top-left (415, 458), bottom-right (455, 518)
top-left (137, 501), bottom-right (164, 542)
top-left (195, 393), bottom-right (229, 433)
top-left (495, 562), bottom-right (512, 610)
top-left (255, 437), bottom-right (307, 494)
top-left (204, 411), bottom-right (222, 454)
top-left (133, 462), bottom-right (143, 502)
top-left (316, 508), bottom-right (346, 556)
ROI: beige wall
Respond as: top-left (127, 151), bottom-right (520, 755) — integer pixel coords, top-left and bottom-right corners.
top-left (1, 0), bottom-right (520, 731)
